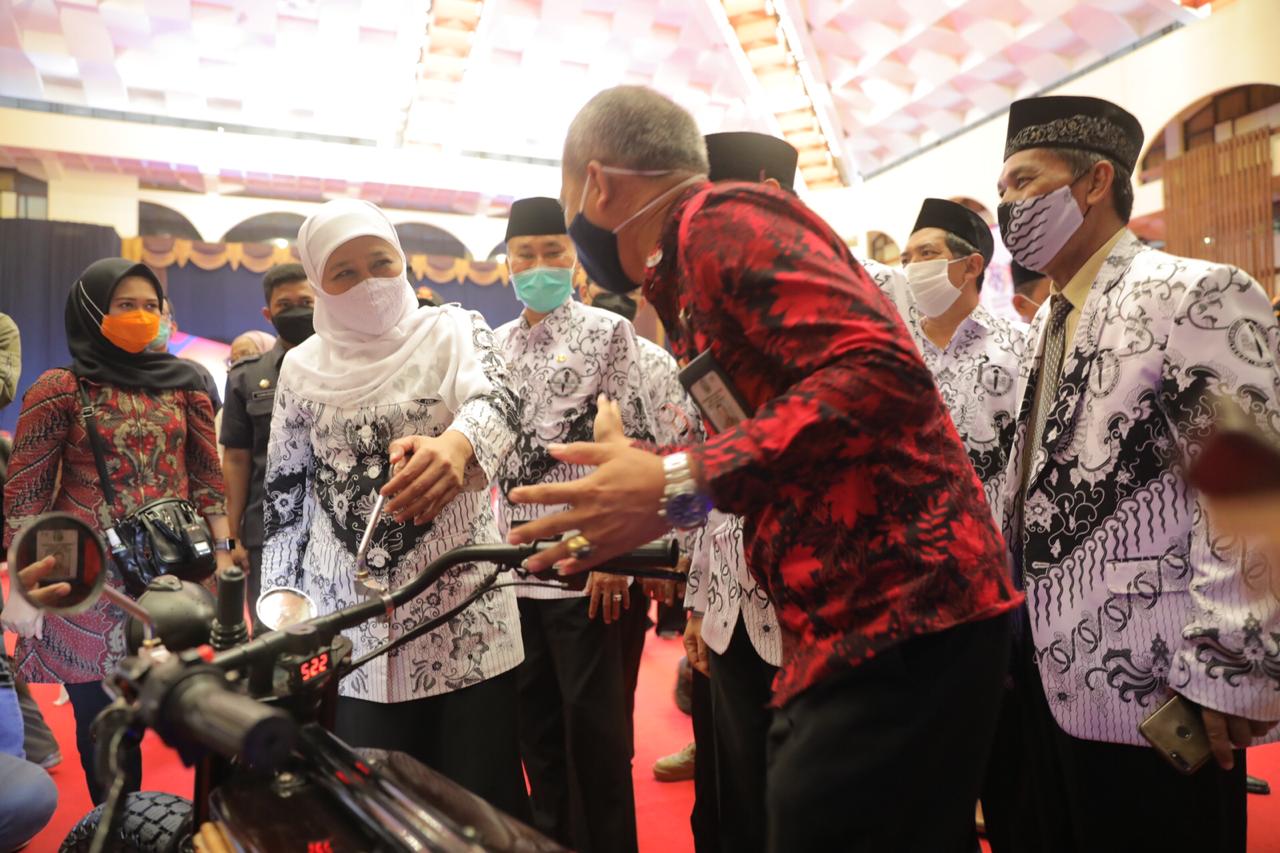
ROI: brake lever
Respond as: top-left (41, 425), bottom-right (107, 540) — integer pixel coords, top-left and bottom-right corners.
top-left (353, 493), bottom-right (391, 619)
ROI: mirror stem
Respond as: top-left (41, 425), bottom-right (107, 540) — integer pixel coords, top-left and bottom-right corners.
top-left (102, 587), bottom-right (157, 644)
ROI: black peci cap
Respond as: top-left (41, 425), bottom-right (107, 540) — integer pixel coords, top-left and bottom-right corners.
top-left (1004, 95), bottom-right (1144, 174)
top-left (1010, 261), bottom-right (1047, 290)
top-left (705, 132), bottom-right (799, 190)
top-left (912, 198), bottom-right (994, 266)
top-left (505, 197), bottom-right (567, 242)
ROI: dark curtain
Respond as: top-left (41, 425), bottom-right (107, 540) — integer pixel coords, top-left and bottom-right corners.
top-left (166, 263), bottom-right (274, 344)
top-left (0, 221), bottom-right (121, 435)
top-left (166, 263), bottom-right (525, 342)
top-left (426, 280), bottom-right (523, 330)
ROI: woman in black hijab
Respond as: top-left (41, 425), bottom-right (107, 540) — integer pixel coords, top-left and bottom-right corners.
top-left (2, 258), bottom-right (233, 803)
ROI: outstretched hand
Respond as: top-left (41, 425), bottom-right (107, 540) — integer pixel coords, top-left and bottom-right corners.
top-left (507, 395), bottom-right (671, 573)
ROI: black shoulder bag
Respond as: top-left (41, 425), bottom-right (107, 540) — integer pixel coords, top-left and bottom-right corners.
top-left (75, 376), bottom-right (216, 598)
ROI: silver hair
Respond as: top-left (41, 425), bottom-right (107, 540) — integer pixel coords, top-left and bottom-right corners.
top-left (564, 86), bottom-right (709, 175)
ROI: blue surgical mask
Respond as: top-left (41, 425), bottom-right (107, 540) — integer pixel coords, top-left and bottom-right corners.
top-left (512, 266), bottom-right (574, 313)
top-left (567, 168), bottom-right (705, 294)
top-left (148, 317), bottom-right (173, 352)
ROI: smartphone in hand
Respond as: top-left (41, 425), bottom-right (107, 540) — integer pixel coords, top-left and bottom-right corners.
top-left (1139, 694), bottom-right (1212, 775)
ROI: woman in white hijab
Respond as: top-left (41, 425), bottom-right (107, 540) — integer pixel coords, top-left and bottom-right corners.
top-left (259, 199), bottom-right (529, 817)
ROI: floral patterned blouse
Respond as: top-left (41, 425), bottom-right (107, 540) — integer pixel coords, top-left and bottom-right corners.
top-left (261, 307), bottom-right (525, 703)
top-left (4, 368), bottom-right (225, 684)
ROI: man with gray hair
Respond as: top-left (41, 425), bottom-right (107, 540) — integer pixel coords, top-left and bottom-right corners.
top-left (509, 85), bottom-right (1022, 852)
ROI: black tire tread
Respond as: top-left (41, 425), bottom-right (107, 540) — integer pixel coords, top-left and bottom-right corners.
top-left (59, 791), bottom-right (193, 853)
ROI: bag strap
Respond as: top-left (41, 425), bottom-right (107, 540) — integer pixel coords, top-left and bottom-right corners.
top-left (72, 373), bottom-right (119, 511)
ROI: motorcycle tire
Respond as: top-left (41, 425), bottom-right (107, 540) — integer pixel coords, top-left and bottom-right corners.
top-left (59, 792), bottom-right (193, 853)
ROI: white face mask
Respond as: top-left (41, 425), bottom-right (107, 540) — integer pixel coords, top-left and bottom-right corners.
top-left (904, 258), bottom-right (964, 318)
top-left (321, 274), bottom-right (414, 337)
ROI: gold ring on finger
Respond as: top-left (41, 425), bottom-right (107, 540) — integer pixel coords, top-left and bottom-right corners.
top-left (566, 533), bottom-right (594, 560)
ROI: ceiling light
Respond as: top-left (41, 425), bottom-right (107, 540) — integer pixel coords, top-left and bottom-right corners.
top-left (715, 0), bottom-right (849, 188)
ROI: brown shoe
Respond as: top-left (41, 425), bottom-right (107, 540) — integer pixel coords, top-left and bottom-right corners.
top-left (653, 742), bottom-right (696, 782)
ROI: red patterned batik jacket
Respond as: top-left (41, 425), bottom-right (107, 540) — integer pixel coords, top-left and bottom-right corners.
top-left (643, 182), bottom-right (1022, 706)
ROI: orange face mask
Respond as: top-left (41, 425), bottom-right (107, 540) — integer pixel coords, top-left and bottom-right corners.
top-left (101, 310), bottom-right (161, 354)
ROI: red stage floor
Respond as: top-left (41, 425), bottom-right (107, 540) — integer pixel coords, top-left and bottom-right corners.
top-left (17, 629), bottom-right (1280, 851)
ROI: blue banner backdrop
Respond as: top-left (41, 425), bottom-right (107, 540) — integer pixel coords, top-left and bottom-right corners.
top-left (167, 265), bottom-right (525, 345)
top-left (0, 220), bottom-right (122, 435)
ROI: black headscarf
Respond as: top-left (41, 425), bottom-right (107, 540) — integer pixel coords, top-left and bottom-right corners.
top-left (66, 258), bottom-right (205, 391)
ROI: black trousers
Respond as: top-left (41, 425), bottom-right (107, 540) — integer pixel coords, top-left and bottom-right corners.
top-left (619, 586), bottom-right (649, 752)
top-left (334, 668), bottom-right (531, 822)
top-left (708, 620), bottom-right (777, 853)
top-left (766, 614), bottom-right (1011, 853)
top-left (656, 602), bottom-right (687, 636)
top-left (982, 622), bottom-right (1247, 853)
top-left (690, 667), bottom-right (719, 853)
top-left (66, 681), bottom-right (142, 805)
top-left (516, 596), bottom-right (638, 853)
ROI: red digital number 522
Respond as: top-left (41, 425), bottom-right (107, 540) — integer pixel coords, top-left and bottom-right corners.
top-left (301, 652), bottom-right (330, 681)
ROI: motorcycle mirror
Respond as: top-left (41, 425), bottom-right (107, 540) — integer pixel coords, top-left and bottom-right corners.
top-left (6, 513), bottom-right (108, 615)
top-left (256, 587), bottom-right (316, 631)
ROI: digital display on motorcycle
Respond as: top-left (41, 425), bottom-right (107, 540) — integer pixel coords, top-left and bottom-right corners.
top-left (298, 651), bottom-right (330, 682)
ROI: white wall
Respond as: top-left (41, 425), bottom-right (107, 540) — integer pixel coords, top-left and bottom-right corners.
top-left (137, 189), bottom-right (508, 258)
top-left (46, 171), bottom-right (139, 237)
top-left (810, 0), bottom-right (1280, 248)
top-left (0, 108), bottom-right (561, 203)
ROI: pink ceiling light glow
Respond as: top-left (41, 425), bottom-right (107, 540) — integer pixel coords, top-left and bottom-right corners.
top-left (721, 0), bottom-right (847, 189)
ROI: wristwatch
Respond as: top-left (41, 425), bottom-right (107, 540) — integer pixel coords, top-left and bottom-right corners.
top-left (214, 538), bottom-right (237, 553)
top-left (660, 453), bottom-right (713, 530)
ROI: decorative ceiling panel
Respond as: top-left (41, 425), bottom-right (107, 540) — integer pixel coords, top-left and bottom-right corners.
top-left (0, 0), bottom-right (1203, 193)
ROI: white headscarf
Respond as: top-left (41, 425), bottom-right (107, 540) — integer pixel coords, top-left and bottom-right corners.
top-left (285, 199), bottom-right (453, 406)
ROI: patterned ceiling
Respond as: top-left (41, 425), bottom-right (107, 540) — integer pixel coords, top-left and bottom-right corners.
top-left (0, 0), bottom-right (1204, 200)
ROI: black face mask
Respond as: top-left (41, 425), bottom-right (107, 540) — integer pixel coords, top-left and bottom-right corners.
top-left (567, 170), bottom-right (706, 295)
top-left (271, 307), bottom-right (315, 346)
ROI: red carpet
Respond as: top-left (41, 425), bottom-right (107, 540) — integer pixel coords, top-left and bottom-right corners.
top-left (16, 631), bottom-right (1280, 851)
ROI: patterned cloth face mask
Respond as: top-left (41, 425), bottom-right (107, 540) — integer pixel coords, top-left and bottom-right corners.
top-left (998, 183), bottom-right (1086, 273)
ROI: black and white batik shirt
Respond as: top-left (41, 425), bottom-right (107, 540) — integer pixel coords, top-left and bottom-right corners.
top-left (894, 299), bottom-right (1026, 513)
top-left (495, 299), bottom-right (657, 600)
top-left (261, 307), bottom-right (524, 703)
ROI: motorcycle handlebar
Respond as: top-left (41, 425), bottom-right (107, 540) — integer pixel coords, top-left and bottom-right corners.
top-left (592, 539), bottom-right (679, 571)
top-left (213, 539), bottom-right (680, 674)
top-left (160, 670), bottom-right (297, 767)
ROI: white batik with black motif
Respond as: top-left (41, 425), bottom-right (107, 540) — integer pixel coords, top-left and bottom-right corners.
top-left (897, 302), bottom-right (1026, 513)
top-left (495, 299), bottom-right (657, 599)
top-left (685, 510), bottom-right (781, 667)
top-left (998, 232), bottom-right (1280, 745)
top-left (261, 307), bottom-right (524, 704)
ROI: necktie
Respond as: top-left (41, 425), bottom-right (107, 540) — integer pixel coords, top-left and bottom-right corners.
top-left (1027, 295), bottom-right (1074, 477)
top-left (1017, 294), bottom-right (1074, 563)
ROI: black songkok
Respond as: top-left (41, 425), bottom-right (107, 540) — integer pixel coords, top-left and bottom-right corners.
top-left (505, 197), bottom-right (567, 242)
top-left (705, 132), bottom-right (798, 190)
top-left (912, 198), bottom-right (994, 266)
top-left (1004, 95), bottom-right (1143, 173)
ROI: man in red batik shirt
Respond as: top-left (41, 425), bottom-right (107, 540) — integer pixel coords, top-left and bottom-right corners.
top-left (508, 86), bottom-right (1022, 852)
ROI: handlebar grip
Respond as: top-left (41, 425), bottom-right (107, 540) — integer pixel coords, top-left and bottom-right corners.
top-left (597, 539), bottom-right (680, 570)
top-left (527, 539), bottom-right (681, 587)
top-left (164, 672), bottom-right (297, 768)
top-left (214, 566), bottom-right (246, 628)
